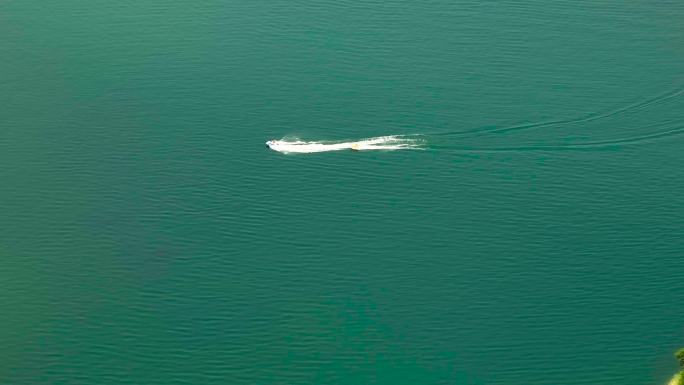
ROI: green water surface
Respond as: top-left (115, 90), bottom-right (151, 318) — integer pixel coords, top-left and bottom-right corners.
top-left (2, 1), bottom-right (684, 384)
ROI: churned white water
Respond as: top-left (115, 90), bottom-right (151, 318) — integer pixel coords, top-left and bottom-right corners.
top-left (266, 136), bottom-right (422, 154)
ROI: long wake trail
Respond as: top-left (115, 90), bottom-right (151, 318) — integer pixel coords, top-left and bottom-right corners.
top-left (266, 86), bottom-right (684, 155)
top-left (431, 85), bottom-right (684, 138)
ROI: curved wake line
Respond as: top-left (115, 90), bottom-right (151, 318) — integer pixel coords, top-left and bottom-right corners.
top-left (266, 135), bottom-right (423, 154)
top-left (432, 86), bottom-right (684, 138)
top-left (438, 125), bottom-right (684, 153)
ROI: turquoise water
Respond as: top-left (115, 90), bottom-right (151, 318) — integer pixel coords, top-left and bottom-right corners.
top-left (2, 1), bottom-right (684, 384)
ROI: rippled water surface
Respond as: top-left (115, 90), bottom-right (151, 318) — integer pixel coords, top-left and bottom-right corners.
top-left (2, 1), bottom-right (684, 384)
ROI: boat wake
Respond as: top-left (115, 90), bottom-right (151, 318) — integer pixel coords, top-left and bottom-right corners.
top-left (265, 85), bottom-right (684, 155)
top-left (266, 136), bottom-right (423, 154)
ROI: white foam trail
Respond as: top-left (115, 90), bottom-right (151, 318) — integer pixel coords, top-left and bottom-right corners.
top-left (266, 136), bottom-right (422, 154)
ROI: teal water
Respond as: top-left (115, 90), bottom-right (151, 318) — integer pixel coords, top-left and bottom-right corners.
top-left (2, 1), bottom-right (684, 384)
